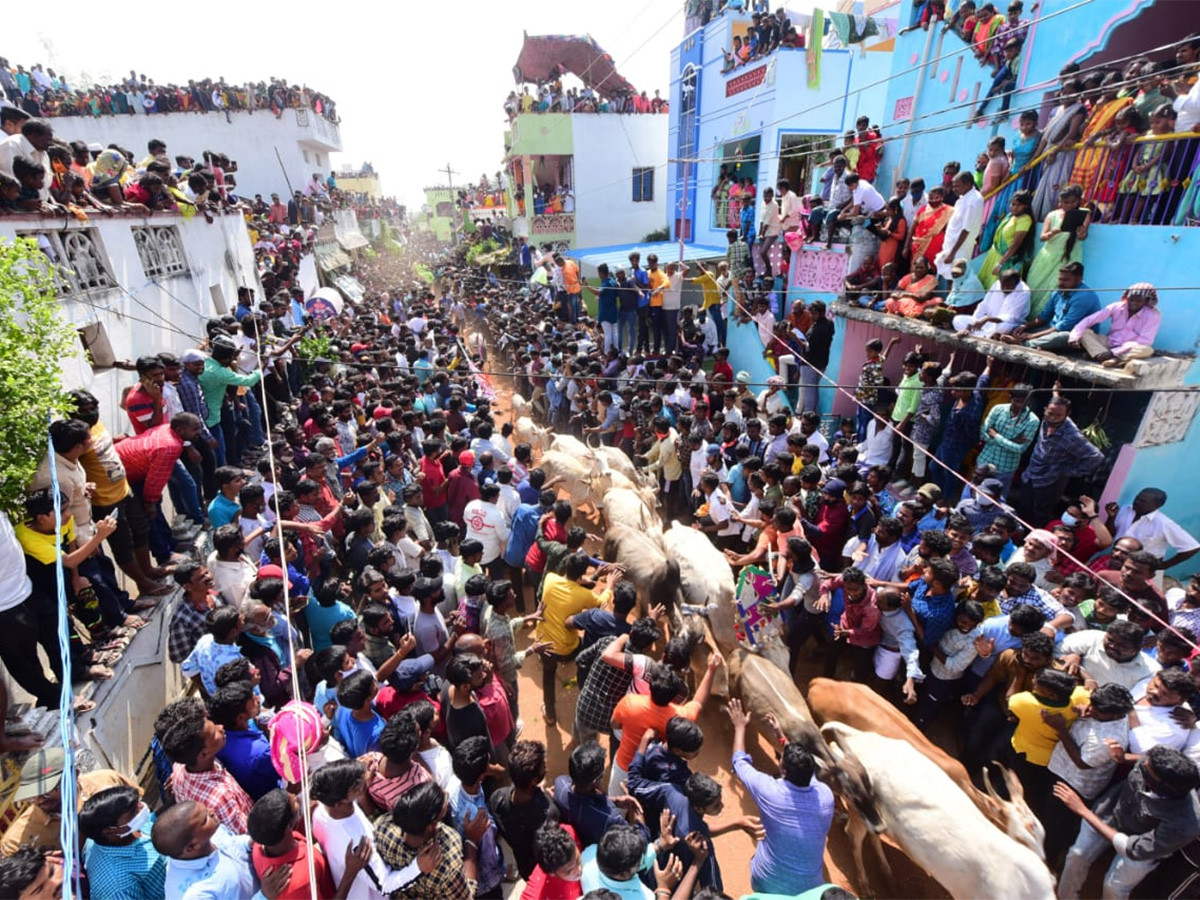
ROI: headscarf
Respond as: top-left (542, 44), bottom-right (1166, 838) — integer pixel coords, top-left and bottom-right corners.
top-left (269, 701), bottom-right (325, 784)
top-left (1124, 282), bottom-right (1158, 307)
top-left (90, 149), bottom-right (127, 187)
top-left (1025, 528), bottom-right (1059, 562)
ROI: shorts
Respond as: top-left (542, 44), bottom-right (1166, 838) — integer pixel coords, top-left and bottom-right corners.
top-left (93, 492), bottom-right (148, 565)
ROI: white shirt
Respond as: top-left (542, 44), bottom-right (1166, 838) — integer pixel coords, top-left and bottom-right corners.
top-left (462, 500), bottom-right (510, 564)
top-left (30, 451), bottom-right (93, 541)
top-left (760, 199), bottom-right (781, 236)
top-left (0, 133), bottom-right (52, 200)
top-left (164, 826), bottom-right (255, 900)
top-left (851, 181), bottom-right (886, 215)
top-left (937, 188), bottom-right (985, 278)
top-left (206, 551), bottom-right (258, 606)
top-left (707, 489), bottom-right (740, 537)
top-left (662, 272), bottom-right (684, 311)
top-left (0, 511), bottom-right (32, 613)
top-left (753, 310), bottom-right (776, 347)
top-left (313, 804), bottom-right (420, 900)
top-left (1129, 677), bottom-right (1195, 754)
top-left (1048, 715), bottom-right (1129, 799)
top-left (498, 483), bottom-right (521, 524)
top-left (1114, 507), bottom-right (1200, 568)
top-left (779, 190), bottom-right (802, 229)
top-left (857, 419), bottom-right (894, 468)
top-left (900, 192), bottom-right (926, 227)
top-left (1057, 630), bottom-right (1161, 690)
top-left (419, 743), bottom-right (461, 795)
top-left (965, 281), bottom-right (1031, 335)
top-left (1175, 79), bottom-right (1200, 132)
top-left (791, 426), bottom-right (829, 460)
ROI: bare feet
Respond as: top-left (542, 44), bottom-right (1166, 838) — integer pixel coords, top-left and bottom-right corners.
top-left (83, 665), bottom-right (114, 682)
top-left (74, 699), bottom-right (97, 713)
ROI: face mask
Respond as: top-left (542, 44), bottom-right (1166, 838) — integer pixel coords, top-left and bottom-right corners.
top-left (121, 803), bottom-right (151, 837)
top-left (1060, 512), bottom-right (1078, 528)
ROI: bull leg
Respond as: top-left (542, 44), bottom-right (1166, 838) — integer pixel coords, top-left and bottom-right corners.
top-left (843, 806), bottom-right (874, 899)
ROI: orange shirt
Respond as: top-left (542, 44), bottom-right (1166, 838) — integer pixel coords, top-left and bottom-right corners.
top-left (562, 259), bottom-right (582, 295)
top-left (611, 694), bottom-right (702, 770)
top-left (647, 269), bottom-right (669, 308)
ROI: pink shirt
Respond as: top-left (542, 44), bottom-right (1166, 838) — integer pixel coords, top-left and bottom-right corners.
top-left (1070, 301), bottom-right (1161, 355)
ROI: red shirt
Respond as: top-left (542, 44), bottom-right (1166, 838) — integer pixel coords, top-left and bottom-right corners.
top-left (446, 467), bottom-right (481, 527)
top-left (711, 360), bottom-right (734, 392)
top-left (520, 824), bottom-right (583, 900)
top-left (420, 455), bottom-right (448, 508)
top-left (525, 518), bottom-right (566, 574)
top-left (252, 832), bottom-right (336, 899)
top-left (113, 423), bottom-right (184, 503)
top-left (125, 384), bottom-right (163, 434)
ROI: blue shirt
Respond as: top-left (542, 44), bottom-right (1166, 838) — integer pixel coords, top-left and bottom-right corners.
top-left (554, 775), bottom-right (636, 849)
top-left (731, 750), bottom-right (833, 895)
top-left (969, 615), bottom-right (1022, 677)
top-left (181, 636), bottom-right (244, 695)
top-left (83, 829), bottom-right (167, 900)
top-left (1042, 283), bottom-right (1101, 332)
top-left (333, 705), bottom-right (385, 756)
top-left (908, 580), bottom-right (956, 650)
top-left (571, 607), bottom-right (631, 654)
top-left (305, 599), bottom-right (356, 651)
top-left (216, 729), bottom-right (281, 800)
top-left (728, 463), bottom-right (749, 504)
top-left (208, 494), bottom-right (241, 529)
top-left (627, 750), bottom-right (720, 890)
top-left (596, 276), bottom-right (619, 324)
top-left (504, 502), bottom-right (544, 567)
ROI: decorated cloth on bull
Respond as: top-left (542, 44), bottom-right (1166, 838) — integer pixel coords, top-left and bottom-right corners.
top-left (734, 565), bottom-right (784, 649)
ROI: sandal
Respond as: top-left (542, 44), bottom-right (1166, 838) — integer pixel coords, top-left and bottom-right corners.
top-left (82, 665), bottom-right (113, 681)
top-left (122, 616), bottom-right (149, 630)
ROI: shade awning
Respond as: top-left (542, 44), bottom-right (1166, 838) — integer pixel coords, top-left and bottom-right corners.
top-left (331, 273), bottom-right (366, 303)
top-left (514, 33), bottom-right (637, 99)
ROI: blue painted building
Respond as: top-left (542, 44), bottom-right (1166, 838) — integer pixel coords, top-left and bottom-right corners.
top-left (806, 0), bottom-right (1200, 573)
top-left (667, 4), bottom-right (896, 248)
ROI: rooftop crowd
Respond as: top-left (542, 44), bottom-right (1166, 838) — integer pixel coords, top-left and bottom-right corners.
top-left (0, 60), bottom-right (338, 122)
top-left (504, 84), bottom-right (669, 119)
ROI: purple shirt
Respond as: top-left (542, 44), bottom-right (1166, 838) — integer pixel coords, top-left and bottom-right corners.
top-left (1070, 302), bottom-right (1161, 355)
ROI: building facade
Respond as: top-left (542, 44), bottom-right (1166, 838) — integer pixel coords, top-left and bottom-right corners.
top-left (504, 111), bottom-right (668, 252)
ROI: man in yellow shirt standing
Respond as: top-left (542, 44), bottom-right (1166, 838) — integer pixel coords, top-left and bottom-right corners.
top-left (686, 261), bottom-right (727, 348)
top-left (1006, 667), bottom-right (1089, 817)
top-left (646, 253), bottom-right (670, 355)
top-left (537, 552), bottom-right (616, 728)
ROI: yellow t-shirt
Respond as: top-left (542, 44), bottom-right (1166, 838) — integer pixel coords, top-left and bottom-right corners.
top-left (1008, 686), bottom-right (1089, 766)
top-left (16, 519), bottom-right (74, 565)
top-left (689, 272), bottom-right (722, 310)
top-left (647, 269), bottom-right (669, 308)
top-left (79, 423), bottom-right (132, 507)
top-left (537, 572), bottom-right (602, 655)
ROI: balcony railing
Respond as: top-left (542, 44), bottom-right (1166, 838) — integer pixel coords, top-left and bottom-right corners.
top-left (982, 131), bottom-right (1200, 228)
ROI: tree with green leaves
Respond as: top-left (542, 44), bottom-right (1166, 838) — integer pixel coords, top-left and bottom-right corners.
top-left (0, 238), bottom-right (79, 516)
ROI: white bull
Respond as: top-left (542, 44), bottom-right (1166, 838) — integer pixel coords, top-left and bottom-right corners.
top-left (662, 522), bottom-right (791, 678)
top-left (603, 523), bottom-right (682, 616)
top-left (602, 487), bottom-right (661, 534)
top-left (820, 722), bottom-right (1055, 900)
top-left (513, 416), bottom-right (552, 456)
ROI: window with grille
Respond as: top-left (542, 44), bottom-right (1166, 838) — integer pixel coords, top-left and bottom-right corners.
top-left (17, 229), bottom-right (116, 295)
top-left (132, 225), bottom-right (188, 278)
top-left (632, 167), bottom-right (654, 202)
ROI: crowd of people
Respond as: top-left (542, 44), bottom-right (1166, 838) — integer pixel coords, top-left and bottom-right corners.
top-left (0, 60), bottom-right (338, 123)
top-left (0, 195), bottom-right (1195, 897)
top-left (719, 7), bottom-right (804, 72)
top-left (505, 84), bottom-right (669, 119)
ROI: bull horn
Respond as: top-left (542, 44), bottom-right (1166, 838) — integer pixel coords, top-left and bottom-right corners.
top-left (999, 764), bottom-right (1026, 800)
top-left (981, 765), bottom-right (1003, 802)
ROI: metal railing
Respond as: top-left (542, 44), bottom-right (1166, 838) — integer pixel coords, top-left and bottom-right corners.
top-left (983, 131), bottom-right (1200, 227)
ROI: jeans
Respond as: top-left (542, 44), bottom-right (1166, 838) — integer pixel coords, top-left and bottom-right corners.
top-left (1025, 331), bottom-right (1073, 352)
top-left (213, 421), bottom-right (228, 467)
top-left (569, 293), bottom-right (582, 323)
top-left (168, 460), bottom-right (205, 524)
top-left (649, 307), bottom-right (667, 354)
top-left (855, 405), bottom-right (876, 442)
top-left (636, 308), bottom-right (650, 352)
top-left (975, 71), bottom-right (1016, 119)
top-left (131, 481), bottom-right (174, 565)
top-left (799, 363), bottom-right (820, 413)
top-left (1058, 819), bottom-right (1162, 899)
top-left (618, 311), bottom-right (638, 353)
top-left (663, 310), bottom-right (679, 353)
top-left (244, 388), bottom-right (266, 446)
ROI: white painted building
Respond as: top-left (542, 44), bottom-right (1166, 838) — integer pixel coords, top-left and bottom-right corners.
top-left (0, 211), bottom-right (262, 433)
top-left (504, 112), bottom-right (668, 251)
top-left (50, 108), bottom-right (342, 200)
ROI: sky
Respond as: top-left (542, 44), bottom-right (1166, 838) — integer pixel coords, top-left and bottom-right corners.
top-left (5, 1), bottom-right (688, 210)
